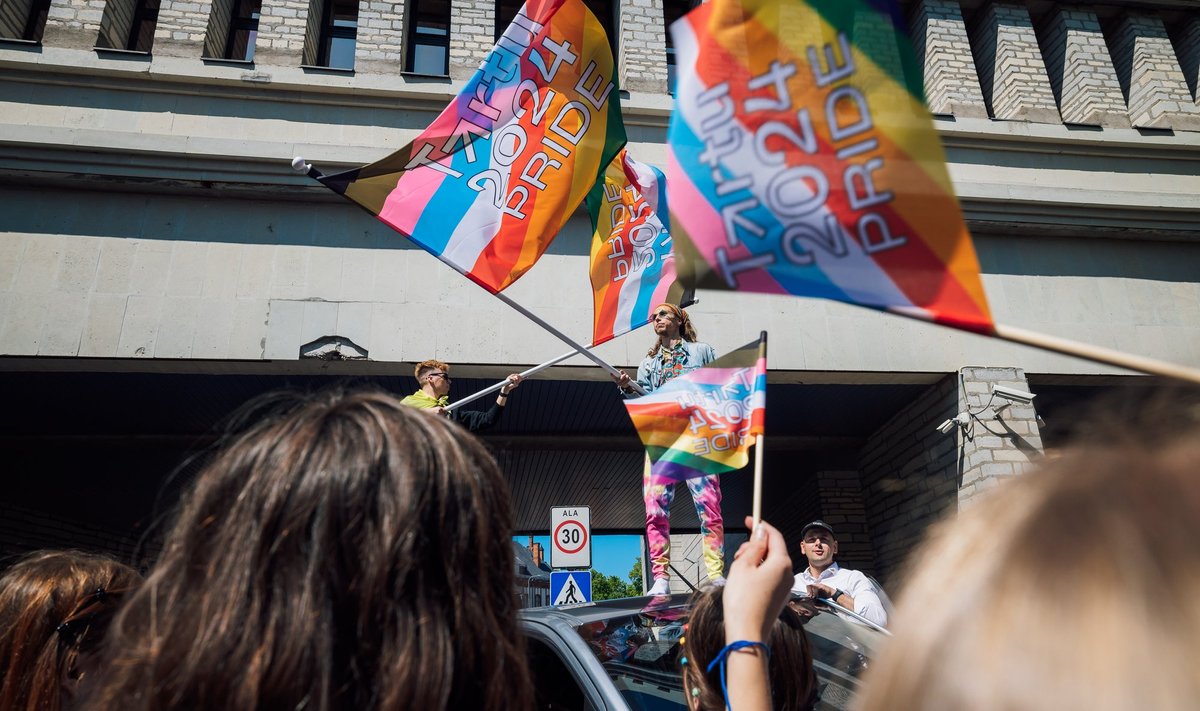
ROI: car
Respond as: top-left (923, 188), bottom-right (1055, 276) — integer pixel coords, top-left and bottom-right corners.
top-left (520, 593), bottom-right (883, 710)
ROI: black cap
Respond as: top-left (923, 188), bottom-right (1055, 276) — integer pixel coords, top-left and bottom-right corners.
top-left (800, 520), bottom-right (835, 539)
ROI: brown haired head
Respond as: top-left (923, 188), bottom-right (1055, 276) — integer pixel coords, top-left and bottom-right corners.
top-left (87, 388), bottom-right (532, 711)
top-left (414, 359), bottom-right (449, 382)
top-left (855, 420), bottom-right (1200, 711)
top-left (681, 585), bottom-right (817, 711)
top-left (0, 550), bottom-right (140, 711)
top-left (647, 304), bottom-right (699, 357)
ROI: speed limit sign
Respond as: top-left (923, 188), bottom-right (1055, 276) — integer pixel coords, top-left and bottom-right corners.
top-left (550, 506), bottom-right (591, 569)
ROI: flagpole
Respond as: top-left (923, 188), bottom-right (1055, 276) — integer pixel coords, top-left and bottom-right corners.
top-left (991, 323), bottom-right (1200, 384)
top-left (751, 434), bottom-right (764, 529)
top-left (444, 349), bottom-right (580, 412)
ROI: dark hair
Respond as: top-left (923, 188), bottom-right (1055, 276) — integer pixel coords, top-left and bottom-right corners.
top-left (0, 550), bottom-right (140, 711)
top-left (86, 388), bottom-right (533, 711)
top-left (681, 586), bottom-right (818, 711)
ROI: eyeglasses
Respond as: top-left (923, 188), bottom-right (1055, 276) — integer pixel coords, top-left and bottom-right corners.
top-left (651, 310), bottom-right (675, 320)
top-left (427, 372), bottom-right (451, 381)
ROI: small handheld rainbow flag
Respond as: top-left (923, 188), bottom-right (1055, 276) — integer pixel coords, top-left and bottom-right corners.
top-left (667, 0), bottom-right (993, 334)
top-left (585, 148), bottom-right (686, 345)
top-left (625, 333), bottom-right (767, 483)
top-left (317, 0), bottom-right (625, 293)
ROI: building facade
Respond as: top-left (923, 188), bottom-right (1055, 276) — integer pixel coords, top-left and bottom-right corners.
top-left (1, 0), bottom-right (1198, 589)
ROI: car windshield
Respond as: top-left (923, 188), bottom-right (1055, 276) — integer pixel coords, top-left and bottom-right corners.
top-left (572, 598), bottom-right (881, 710)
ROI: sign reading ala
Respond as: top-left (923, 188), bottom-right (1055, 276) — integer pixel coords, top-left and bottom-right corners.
top-left (549, 506), bottom-right (591, 569)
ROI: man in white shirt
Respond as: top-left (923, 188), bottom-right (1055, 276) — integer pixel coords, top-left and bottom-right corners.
top-left (791, 520), bottom-right (888, 627)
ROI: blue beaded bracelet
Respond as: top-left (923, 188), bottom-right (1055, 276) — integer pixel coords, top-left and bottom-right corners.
top-left (706, 640), bottom-right (771, 711)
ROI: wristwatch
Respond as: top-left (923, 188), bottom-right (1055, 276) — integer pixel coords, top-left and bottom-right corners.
top-left (831, 589), bottom-right (845, 602)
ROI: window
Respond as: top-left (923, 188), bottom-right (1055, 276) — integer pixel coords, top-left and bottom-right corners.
top-left (406, 0), bottom-right (449, 75)
top-left (126, 0), bottom-right (159, 51)
top-left (495, 0), bottom-right (616, 58)
top-left (1, 0), bottom-right (52, 42)
top-left (662, 0), bottom-right (697, 93)
top-left (225, 0), bottom-right (260, 61)
top-left (317, 0), bottom-right (357, 70)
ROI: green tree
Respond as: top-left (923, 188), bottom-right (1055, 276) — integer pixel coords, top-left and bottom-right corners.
top-left (590, 570), bottom-right (627, 601)
top-left (629, 558), bottom-right (643, 594)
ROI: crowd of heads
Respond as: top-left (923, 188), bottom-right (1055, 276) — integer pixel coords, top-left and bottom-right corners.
top-left (3, 384), bottom-right (1198, 711)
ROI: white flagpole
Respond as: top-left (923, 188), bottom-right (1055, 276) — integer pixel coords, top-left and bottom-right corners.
top-left (444, 348), bottom-right (580, 412)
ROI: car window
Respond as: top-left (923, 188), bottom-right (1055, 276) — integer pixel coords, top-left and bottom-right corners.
top-left (528, 636), bottom-right (592, 711)
top-left (571, 600), bottom-right (880, 711)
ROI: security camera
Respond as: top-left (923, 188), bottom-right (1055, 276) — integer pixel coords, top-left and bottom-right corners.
top-left (936, 413), bottom-right (970, 434)
top-left (991, 385), bottom-right (1036, 405)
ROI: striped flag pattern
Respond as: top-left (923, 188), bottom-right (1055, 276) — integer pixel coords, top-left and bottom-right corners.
top-left (667, 0), bottom-right (994, 333)
top-left (625, 333), bottom-right (767, 483)
top-left (317, 0), bottom-right (625, 293)
top-left (585, 148), bottom-right (686, 345)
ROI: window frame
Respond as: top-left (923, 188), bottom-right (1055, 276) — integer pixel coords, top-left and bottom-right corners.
top-left (405, 0), bottom-right (450, 76)
top-left (316, 0), bottom-right (358, 70)
top-left (223, 0), bottom-right (262, 61)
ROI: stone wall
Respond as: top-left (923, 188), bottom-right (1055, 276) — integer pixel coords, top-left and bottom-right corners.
top-left (970, 1), bottom-right (1060, 123)
top-left (956, 367), bottom-right (1043, 508)
top-left (1039, 6), bottom-right (1129, 127)
top-left (154, 0), bottom-right (213, 57)
top-left (355, 0), bottom-right (405, 74)
top-left (619, 0), bottom-right (667, 93)
top-left (1108, 13), bottom-right (1200, 130)
top-left (858, 375), bottom-right (960, 586)
top-left (909, 0), bottom-right (987, 117)
top-left (449, 0), bottom-right (492, 79)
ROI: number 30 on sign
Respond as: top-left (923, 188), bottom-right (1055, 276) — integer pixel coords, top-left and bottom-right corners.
top-left (550, 506), bottom-right (591, 569)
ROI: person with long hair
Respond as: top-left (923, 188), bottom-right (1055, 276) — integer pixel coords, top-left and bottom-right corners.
top-left (85, 388), bottom-right (534, 711)
top-left (0, 550), bottom-right (140, 711)
top-left (681, 577), bottom-right (818, 710)
top-left (614, 303), bottom-right (724, 595)
top-left (854, 421), bottom-right (1200, 711)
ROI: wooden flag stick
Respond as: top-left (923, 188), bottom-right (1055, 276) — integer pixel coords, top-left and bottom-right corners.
top-left (751, 433), bottom-right (765, 529)
top-left (991, 323), bottom-right (1200, 384)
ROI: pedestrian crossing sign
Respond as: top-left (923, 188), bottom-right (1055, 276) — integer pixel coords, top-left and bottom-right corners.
top-left (550, 571), bottom-right (592, 605)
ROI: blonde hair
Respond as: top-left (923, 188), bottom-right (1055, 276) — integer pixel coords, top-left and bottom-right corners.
top-left (855, 427), bottom-right (1200, 711)
top-left (414, 359), bottom-right (449, 381)
top-left (646, 304), bottom-right (699, 357)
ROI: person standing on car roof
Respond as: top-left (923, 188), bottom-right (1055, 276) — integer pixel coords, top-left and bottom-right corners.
top-left (791, 520), bottom-right (888, 627)
top-left (614, 303), bottom-right (724, 596)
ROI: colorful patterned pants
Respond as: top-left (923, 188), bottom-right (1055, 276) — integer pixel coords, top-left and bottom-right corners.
top-left (644, 457), bottom-right (724, 581)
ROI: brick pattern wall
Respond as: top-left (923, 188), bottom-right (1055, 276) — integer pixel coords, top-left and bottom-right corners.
top-left (355, 0), bottom-right (405, 74)
top-left (0, 0), bottom-right (35, 39)
top-left (956, 367), bottom-right (1044, 508)
top-left (1108, 13), bottom-right (1200, 131)
top-left (619, 0), bottom-right (666, 93)
top-left (970, 2), bottom-right (1060, 123)
top-left (252, 0), bottom-right (311, 66)
top-left (814, 470), bottom-right (877, 576)
top-left (0, 502), bottom-right (160, 569)
top-left (858, 375), bottom-right (959, 586)
top-left (153, 0), bottom-right (213, 57)
top-left (41, 0), bottom-right (107, 50)
top-left (449, 0), bottom-right (493, 80)
top-left (909, 0), bottom-right (988, 118)
top-left (1039, 7), bottom-right (1129, 127)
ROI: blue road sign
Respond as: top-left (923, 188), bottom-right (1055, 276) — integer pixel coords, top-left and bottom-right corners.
top-left (550, 571), bottom-right (591, 605)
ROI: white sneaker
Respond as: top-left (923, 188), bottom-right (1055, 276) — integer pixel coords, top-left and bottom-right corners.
top-left (647, 578), bottom-right (671, 596)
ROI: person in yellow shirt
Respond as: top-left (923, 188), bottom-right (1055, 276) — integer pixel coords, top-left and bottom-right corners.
top-left (401, 359), bottom-right (522, 433)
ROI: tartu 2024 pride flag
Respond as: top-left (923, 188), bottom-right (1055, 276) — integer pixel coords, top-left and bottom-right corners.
top-left (317, 0), bottom-right (625, 293)
top-left (585, 148), bottom-right (687, 345)
top-left (625, 333), bottom-right (767, 483)
top-left (667, 0), bottom-right (994, 333)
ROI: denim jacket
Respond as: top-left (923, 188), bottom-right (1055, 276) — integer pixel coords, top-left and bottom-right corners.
top-left (630, 341), bottom-right (717, 395)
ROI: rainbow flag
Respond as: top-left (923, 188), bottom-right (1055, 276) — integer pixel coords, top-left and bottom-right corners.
top-left (317, 0), bottom-right (625, 293)
top-left (667, 0), bottom-right (993, 334)
top-left (585, 148), bottom-right (687, 345)
top-left (625, 333), bottom-right (767, 483)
